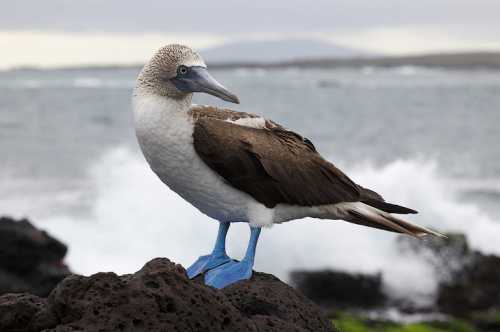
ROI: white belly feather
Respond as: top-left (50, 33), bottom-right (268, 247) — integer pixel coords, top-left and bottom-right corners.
top-left (132, 92), bottom-right (342, 226)
top-left (133, 93), bottom-right (259, 223)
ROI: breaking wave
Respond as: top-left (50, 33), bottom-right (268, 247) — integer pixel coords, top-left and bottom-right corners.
top-left (17, 147), bottom-right (499, 304)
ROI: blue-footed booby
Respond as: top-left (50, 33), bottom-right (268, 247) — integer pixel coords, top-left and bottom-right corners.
top-left (133, 44), bottom-right (443, 289)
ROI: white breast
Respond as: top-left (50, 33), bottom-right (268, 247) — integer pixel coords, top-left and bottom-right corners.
top-left (133, 92), bottom-right (256, 223)
top-left (131, 91), bottom-right (342, 227)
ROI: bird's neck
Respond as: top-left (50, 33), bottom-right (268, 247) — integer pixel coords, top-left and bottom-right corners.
top-left (162, 93), bottom-right (193, 113)
top-left (133, 90), bottom-right (194, 154)
top-left (133, 88), bottom-right (193, 118)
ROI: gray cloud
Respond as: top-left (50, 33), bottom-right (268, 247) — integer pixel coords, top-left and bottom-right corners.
top-left (3, 0), bottom-right (500, 35)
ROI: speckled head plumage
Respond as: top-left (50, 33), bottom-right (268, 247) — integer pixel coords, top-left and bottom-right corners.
top-left (136, 44), bottom-right (239, 104)
top-left (136, 44), bottom-right (205, 98)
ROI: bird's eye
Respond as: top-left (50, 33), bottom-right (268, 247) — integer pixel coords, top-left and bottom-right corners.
top-left (178, 65), bottom-right (188, 76)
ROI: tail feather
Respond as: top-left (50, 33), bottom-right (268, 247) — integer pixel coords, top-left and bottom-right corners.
top-left (348, 209), bottom-right (418, 237)
top-left (346, 202), bottom-right (445, 238)
top-left (361, 199), bottom-right (418, 214)
top-left (383, 212), bottom-right (445, 238)
top-left (358, 185), bottom-right (417, 214)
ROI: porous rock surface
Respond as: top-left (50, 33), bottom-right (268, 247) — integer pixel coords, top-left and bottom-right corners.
top-left (0, 258), bottom-right (337, 332)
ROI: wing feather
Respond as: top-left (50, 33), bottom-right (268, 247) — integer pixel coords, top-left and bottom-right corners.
top-left (193, 117), bottom-right (361, 208)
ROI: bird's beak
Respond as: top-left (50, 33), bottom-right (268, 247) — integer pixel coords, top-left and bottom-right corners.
top-left (171, 66), bottom-right (240, 104)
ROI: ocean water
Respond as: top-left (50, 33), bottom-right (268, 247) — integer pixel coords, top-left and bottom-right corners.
top-left (1, 66), bottom-right (499, 303)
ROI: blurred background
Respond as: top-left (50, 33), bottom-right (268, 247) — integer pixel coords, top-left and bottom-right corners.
top-left (1, 1), bottom-right (500, 330)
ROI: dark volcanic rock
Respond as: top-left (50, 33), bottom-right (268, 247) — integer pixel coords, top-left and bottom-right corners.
top-left (0, 216), bottom-right (71, 296)
top-left (437, 253), bottom-right (500, 316)
top-left (0, 293), bottom-right (57, 332)
top-left (0, 258), bottom-right (337, 332)
top-left (399, 233), bottom-right (500, 317)
top-left (222, 272), bottom-right (335, 331)
top-left (291, 233), bottom-right (500, 319)
top-left (290, 269), bottom-right (386, 309)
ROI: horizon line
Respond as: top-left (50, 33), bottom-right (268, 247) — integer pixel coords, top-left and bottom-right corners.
top-left (3, 50), bottom-right (500, 72)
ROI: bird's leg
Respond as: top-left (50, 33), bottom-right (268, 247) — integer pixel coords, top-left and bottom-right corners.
top-left (186, 222), bottom-right (233, 279)
top-left (204, 226), bottom-right (261, 289)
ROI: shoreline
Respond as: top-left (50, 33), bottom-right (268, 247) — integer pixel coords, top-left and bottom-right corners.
top-left (3, 51), bottom-right (500, 72)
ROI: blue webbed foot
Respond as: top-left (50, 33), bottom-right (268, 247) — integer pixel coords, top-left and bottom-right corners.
top-left (204, 259), bottom-right (253, 289)
top-left (186, 252), bottom-right (233, 279)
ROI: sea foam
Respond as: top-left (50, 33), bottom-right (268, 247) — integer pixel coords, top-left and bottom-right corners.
top-left (20, 147), bottom-right (500, 304)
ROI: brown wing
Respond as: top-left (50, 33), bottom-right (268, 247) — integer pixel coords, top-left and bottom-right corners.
top-left (193, 117), bottom-right (363, 208)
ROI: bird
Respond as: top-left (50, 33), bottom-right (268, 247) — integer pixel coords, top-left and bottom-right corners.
top-left (133, 44), bottom-right (443, 289)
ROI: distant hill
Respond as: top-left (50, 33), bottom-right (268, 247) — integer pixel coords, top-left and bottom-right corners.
top-left (201, 39), bottom-right (364, 64)
top-left (7, 51), bottom-right (500, 72)
top-left (208, 51), bottom-right (500, 69)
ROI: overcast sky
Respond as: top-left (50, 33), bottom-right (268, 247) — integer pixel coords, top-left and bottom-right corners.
top-left (2, 0), bottom-right (500, 68)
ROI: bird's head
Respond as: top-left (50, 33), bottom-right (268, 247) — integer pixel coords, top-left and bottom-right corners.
top-left (137, 44), bottom-right (239, 104)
